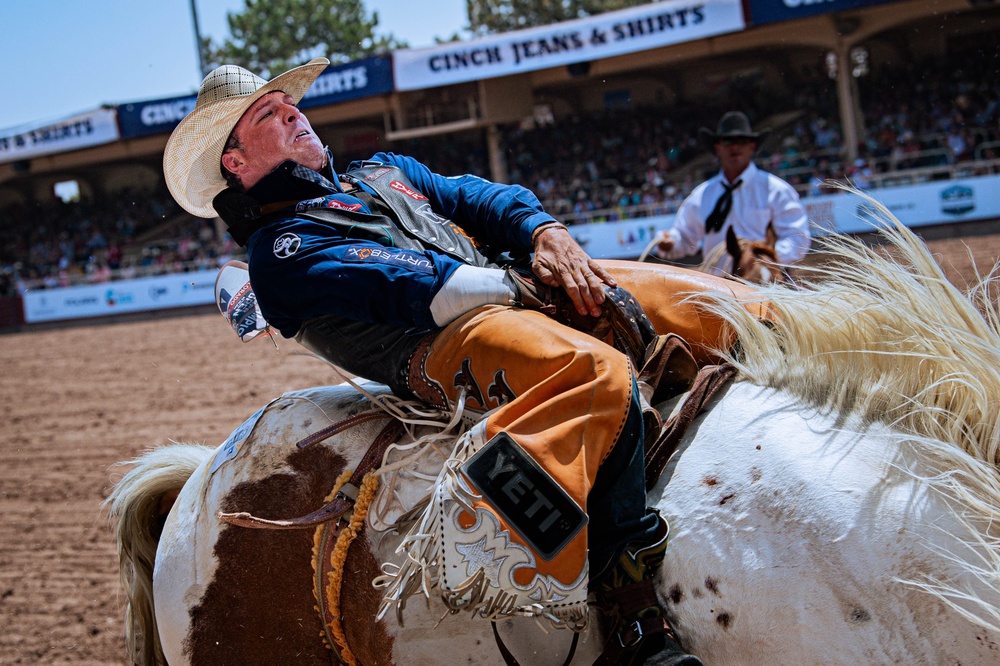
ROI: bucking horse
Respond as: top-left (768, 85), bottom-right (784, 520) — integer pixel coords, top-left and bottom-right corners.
top-left (107, 198), bottom-right (1000, 665)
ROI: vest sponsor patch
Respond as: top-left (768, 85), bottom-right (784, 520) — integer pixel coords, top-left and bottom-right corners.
top-left (462, 432), bottom-right (587, 560)
top-left (296, 195), bottom-right (365, 213)
top-left (344, 245), bottom-right (434, 273)
top-left (326, 199), bottom-right (363, 212)
top-left (390, 180), bottom-right (429, 200)
top-left (364, 166), bottom-right (393, 181)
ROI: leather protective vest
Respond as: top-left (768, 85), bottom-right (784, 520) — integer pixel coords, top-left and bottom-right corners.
top-left (294, 162), bottom-right (497, 269)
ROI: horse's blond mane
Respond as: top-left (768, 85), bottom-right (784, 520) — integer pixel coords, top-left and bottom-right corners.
top-left (693, 189), bottom-right (1000, 631)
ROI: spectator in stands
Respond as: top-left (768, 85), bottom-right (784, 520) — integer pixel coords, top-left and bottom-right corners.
top-left (162, 58), bottom-right (703, 666)
top-left (653, 112), bottom-right (811, 271)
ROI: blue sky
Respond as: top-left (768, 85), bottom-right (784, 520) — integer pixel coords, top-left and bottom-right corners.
top-left (0, 0), bottom-right (469, 132)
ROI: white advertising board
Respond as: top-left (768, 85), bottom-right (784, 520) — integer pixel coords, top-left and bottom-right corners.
top-left (22, 269), bottom-right (217, 323)
top-left (568, 174), bottom-right (1000, 259)
top-left (20, 174), bottom-right (1000, 323)
top-left (393, 0), bottom-right (746, 91)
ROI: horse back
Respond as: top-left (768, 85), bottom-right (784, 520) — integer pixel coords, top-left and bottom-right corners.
top-left (154, 386), bottom-right (394, 665)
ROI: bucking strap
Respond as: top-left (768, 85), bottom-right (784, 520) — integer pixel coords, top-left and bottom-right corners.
top-left (644, 363), bottom-right (737, 488)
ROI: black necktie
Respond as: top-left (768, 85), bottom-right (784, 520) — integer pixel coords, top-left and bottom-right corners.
top-left (705, 179), bottom-right (742, 233)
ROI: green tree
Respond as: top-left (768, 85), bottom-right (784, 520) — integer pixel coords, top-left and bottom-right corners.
top-left (466, 0), bottom-right (652, 36)
top-left (203, 0), bottom-right (406, 79)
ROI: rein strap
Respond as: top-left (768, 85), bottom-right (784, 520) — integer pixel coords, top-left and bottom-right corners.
top-left (644, 362), bottom-right (737, 488)
top-left (218, 415), bottom-right (405, 530)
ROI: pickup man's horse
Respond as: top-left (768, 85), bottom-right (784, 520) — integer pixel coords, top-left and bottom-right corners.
top-left (641, 223), bottom-right (790, 285)
top-left (108, 203), bottom-right (1000, 665)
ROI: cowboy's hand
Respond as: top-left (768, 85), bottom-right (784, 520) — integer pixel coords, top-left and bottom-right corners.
top-left (531, 224), bottom-right (616, 317)
top-left (655, 231), bottom-right (675, 254)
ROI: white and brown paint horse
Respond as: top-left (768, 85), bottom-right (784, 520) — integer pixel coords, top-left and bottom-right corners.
top-left (108, 201), bottom-right (1000, 665)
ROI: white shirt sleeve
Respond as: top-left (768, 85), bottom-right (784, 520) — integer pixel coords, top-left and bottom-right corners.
top-left (767, 176), bottom-right (811, 264)
top-left (429, 264), bottom-right (514, 327)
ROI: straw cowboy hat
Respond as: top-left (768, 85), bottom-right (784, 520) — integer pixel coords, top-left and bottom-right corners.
top-left (698, 111), bottom-right (771, 149)
top-left (164, 57), bottom-right (329, 218)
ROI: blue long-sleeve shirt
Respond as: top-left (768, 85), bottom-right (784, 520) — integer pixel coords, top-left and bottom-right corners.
top-left (242, 152), bottom-right (556, 338)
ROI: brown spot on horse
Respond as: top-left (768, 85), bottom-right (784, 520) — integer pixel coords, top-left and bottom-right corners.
top-left (185, 445), bottom-right (392, 664)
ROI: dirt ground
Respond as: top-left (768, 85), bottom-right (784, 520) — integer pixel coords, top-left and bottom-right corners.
top-left (0, 310), bottom-right (336, 665)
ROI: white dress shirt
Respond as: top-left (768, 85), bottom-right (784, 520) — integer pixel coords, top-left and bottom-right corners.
top-left (659, 162), bottom-right (810, 268)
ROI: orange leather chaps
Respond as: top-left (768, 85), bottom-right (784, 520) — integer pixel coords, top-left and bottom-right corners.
top-left (413, 261), bottom-right (760, 583)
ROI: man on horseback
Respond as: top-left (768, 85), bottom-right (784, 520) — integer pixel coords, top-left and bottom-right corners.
top-left (164, 57), bottom-right (703, 666)
top-left (652, 111), bottom-right (811, 274)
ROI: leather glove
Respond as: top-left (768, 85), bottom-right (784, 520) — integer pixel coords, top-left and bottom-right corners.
top-left (503, 266), bottom-right (656, 369)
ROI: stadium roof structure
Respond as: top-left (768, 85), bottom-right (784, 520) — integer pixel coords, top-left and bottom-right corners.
top-left (0, 0), bottom-right (995, 203)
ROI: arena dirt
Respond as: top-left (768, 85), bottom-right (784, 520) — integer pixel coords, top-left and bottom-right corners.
top-left (0, 311), bottom-right (335, 664)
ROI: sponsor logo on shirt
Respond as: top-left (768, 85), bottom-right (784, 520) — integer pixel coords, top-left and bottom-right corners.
top-left (295, 197), bottom-right (327, 211)
top-left (344, 245), bottom-right (433, 272)
top-left (390, 180), bottom-right (428, 201)
top-left (273, 233), bottom-right (302, 259)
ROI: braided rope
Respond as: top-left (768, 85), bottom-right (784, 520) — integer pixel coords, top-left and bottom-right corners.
top-left (319, 471), bottom-right (380, 666)
top-left (311, 468), bottom-right (354, 655)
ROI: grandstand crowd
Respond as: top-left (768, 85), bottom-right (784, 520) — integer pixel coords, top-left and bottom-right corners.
top-left (2, 49), bottom-right (998, 296)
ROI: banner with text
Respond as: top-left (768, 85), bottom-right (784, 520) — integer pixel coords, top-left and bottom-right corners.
top-left (393, 0), bottom-right (746, 91)
top-left (748, 0), bottom-right (899, 26)
top-left (801, 174), bottom-right (1000, 236)
top-left (117, 56), bottom-right (393, 139)
top-left (0, 108), bottom-right (120, 164)
top-left (22, 270), bottom-right (217, 323)
top-left (299, 55), bottom-right (393, 109)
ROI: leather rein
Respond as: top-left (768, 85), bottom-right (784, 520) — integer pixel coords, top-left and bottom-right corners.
top-left (217, 409), bottom-right (404, 530)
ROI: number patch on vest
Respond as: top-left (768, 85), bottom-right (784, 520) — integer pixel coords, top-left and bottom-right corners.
top-left (462, 432), bottom-right (587, 560)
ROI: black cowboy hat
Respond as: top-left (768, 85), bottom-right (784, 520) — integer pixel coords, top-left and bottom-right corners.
top-left (698, 111), bottom-right (771, 149)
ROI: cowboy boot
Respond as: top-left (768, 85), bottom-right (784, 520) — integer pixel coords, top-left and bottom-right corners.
top-left (593, 515), bottom-right (702, 666)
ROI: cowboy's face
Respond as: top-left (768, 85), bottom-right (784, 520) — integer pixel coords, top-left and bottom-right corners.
top-left (714, 137), bottom-right (756, 175)
top-left (221, 91), bottom-right (326, 189)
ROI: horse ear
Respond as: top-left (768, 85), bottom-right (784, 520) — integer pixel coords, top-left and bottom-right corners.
top-left (726, 225), bottom-right (741, 258)
top-left (765, 222), bottom-right (778, 247)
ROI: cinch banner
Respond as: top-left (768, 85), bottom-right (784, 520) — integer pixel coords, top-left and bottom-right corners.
top-left (117, 94), bottom-right (197, 139)
top-left (747, 0), bottom-right (898, 26)
top-left (393, 0), bottom-right (746, 91)
top-left (299, 55), bottom-right (393, 109)
top-left (117, 56), bottom-right (394, 139)
top-left (0, 108), bottom-right (120, 164)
